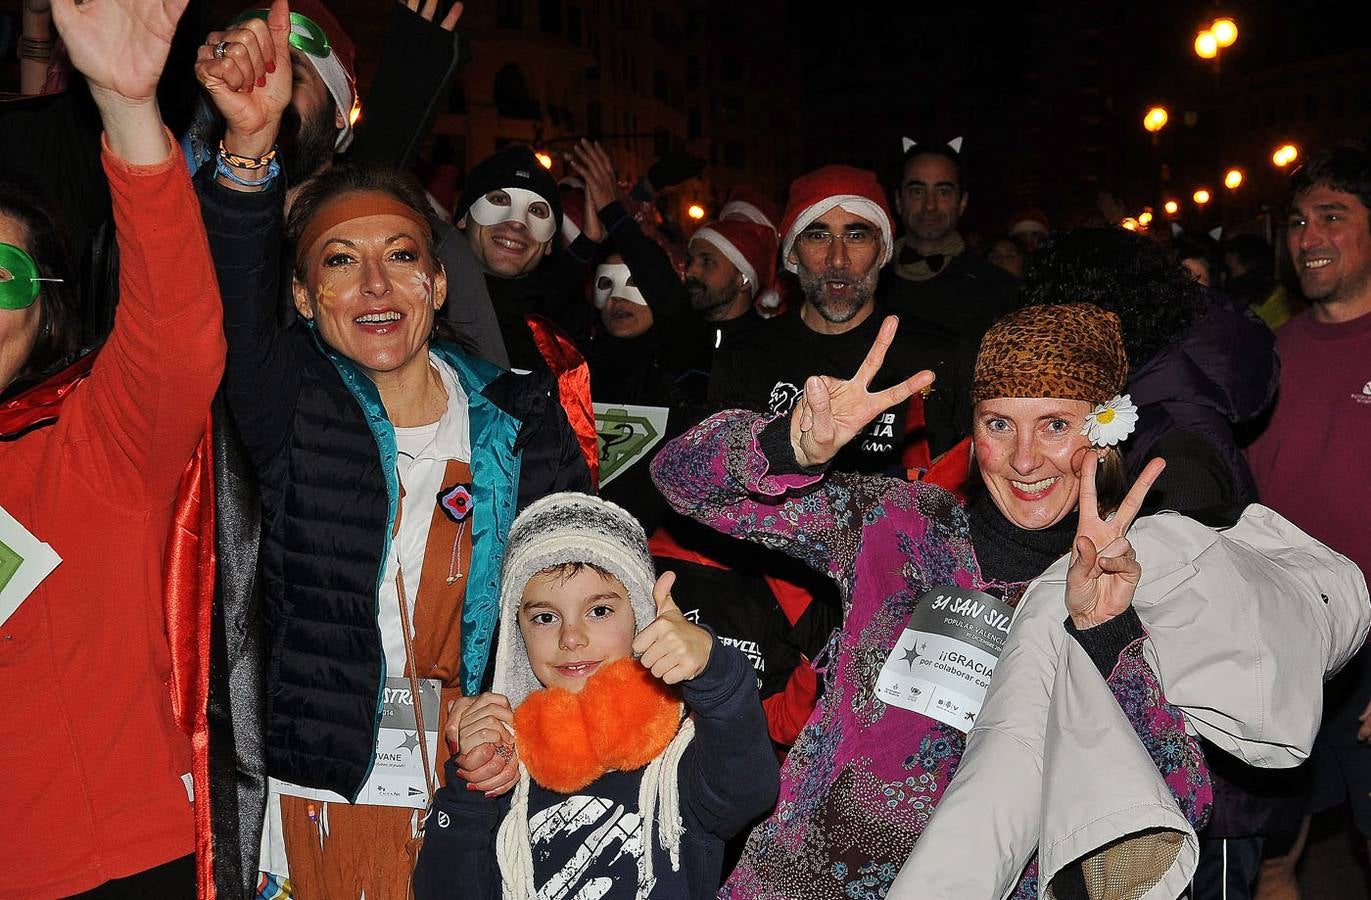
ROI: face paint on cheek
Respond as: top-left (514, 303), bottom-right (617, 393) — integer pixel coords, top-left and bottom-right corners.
top-left (409, 270), bottom-right (434, 302)
top-left (592, 262), bottom-right (648, 309)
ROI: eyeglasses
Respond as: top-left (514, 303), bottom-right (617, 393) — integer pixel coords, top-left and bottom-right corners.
top-left (797, 229), bottom-right (877, 250)
top-left (230, 10), bottom-right (332, 58)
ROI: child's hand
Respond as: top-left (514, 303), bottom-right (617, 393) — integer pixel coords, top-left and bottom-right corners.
top-left (445, 693), bottom-right (519, 797)
top-left (631, 572), bottom-right (713, 684)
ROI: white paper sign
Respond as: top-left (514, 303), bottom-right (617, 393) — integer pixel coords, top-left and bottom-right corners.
top-left (272, 676), bottom-right (442, 809)
top-left (0, 504), bottom-right (62, 627)
top-left (875, 585), bottom-right (1013, 731)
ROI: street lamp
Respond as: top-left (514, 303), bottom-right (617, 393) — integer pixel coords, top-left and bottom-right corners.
top-left (1194, 17), bottom-right (1236, 62)
top-left (1143, 106), bottom-right (1169, 133)
top-left (535, 152), bottom-right (553, 169)
top-left (687, 204), bottom-right (706, 221)
top-left (1138, 210), bottom-right (1154, 227)
top-left (1121, 217), bottom-right (1140, 231)
top-left (1272, 144), bottom-right (1299, 167)
top-left (1164, 200), bottom-right (1180, 216)
top-left (1224, 168), bottom-right (1245, 189)
top-left (1211, 18), bottom-right (1238, 47)
top-left (1193, 189), bottom-right (1212, 206)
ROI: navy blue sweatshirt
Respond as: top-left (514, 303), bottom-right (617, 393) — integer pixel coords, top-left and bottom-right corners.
top-left (413, 643), bottom-right (779, 899)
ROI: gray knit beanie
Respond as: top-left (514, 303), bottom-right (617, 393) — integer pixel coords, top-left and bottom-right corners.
top-left (493, 492), bottom-right (657, 709)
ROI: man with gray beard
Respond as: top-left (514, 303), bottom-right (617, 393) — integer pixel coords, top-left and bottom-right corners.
top-left (710, 165), bottom-right (965, 474)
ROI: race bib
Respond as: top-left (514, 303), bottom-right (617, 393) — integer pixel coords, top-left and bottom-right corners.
top-left (272, 676), bottom-right (441, 809)
top-left (0, 504), bottom-right (62, 627)
top-left (875, 585), bottom-right (1013, 731)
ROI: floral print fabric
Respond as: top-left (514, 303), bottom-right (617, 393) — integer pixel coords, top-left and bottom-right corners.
top-left (650, 411), bottom-right (1210, 900)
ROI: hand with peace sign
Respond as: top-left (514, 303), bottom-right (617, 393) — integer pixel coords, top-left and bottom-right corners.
top-left (1065, 452), bottom-right (1167, 629)
top-left (789, 315), bottom-right (936, 468)
top-left (631, 572), bottom-right (713, 684)
top-left (51, 0), bottom-right (189, 163)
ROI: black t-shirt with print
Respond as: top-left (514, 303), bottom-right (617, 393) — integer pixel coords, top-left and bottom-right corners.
top-left (707, 306), bottom-right (966, 475)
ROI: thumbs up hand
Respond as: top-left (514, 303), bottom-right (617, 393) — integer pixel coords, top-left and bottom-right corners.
top-left (631, 572), bottom-right (713, 684)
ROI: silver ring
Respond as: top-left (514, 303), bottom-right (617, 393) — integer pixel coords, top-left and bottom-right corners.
top-left (213, 40), bottom-right (231, 60)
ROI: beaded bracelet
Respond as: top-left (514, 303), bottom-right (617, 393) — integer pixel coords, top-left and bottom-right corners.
top-left (218, 140), bottom-right (278, 171)
top-left (215, 154), bottom-right (281, 188)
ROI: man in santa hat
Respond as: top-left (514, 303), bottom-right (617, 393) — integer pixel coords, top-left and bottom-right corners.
top-left (663, 218), bottom-right (776, 405)
top-left (710, 164), bottom-right (964, 475)
top-left (877, 138), bottom-right (1018, 348)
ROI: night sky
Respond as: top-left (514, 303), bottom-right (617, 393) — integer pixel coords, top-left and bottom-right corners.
top-left (790, 0), bottom-right (1371, 233)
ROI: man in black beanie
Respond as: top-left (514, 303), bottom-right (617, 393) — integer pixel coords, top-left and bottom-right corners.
top-left (455, 146), bottom-right (563, 279)
top-left (436, 145), bottom-right (600, 482)
top-left (439, 145), bottom-right (597, 375)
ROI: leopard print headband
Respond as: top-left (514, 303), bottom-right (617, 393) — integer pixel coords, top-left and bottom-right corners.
top-left (972, 303), bottom-right (1128, 405)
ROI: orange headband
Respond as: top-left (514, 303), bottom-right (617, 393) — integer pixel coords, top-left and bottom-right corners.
top-left (296, 192), bottom-right (433, 262)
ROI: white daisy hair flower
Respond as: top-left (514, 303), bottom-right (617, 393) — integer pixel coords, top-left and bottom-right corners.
top-left (1081, 394), bottom-right (1138, 447)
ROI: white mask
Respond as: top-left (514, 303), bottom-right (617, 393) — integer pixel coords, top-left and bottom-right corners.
top-left (466, 188), bottom-right (557, 243)
top-left (593, 263), bottom-right (647, 309)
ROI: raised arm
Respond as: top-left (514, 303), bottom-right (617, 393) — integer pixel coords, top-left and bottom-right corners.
top-left (193, 0), bottom-right (301, 472)
top-left (569, 140), bottom-right (688, 320)
top-left (631, 573), bottom-right (779, 838)
top-left (348, 1), bottom-right (464, 169)
top-left (45, 0), bottom-right (225, 507)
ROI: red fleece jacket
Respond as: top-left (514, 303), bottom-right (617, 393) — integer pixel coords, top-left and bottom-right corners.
top-left (0, 139), bottom-right (225, 898)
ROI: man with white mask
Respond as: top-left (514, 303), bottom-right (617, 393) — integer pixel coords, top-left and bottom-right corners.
top-left (438, 146), bottom-right (604, 477)
top-left (439, 146), bottom-right (585, 368)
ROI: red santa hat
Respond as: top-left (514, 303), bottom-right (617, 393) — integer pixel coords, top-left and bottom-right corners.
top-left (778, 165), bottom-right (894, 273)
top-left (720, 185), bottom-right (781, 239)
top-left (690, 219), bottom-right (777, 305)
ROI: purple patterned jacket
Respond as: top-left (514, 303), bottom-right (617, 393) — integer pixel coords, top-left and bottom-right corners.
top-left (651, 410), bottom-right (1212, 900)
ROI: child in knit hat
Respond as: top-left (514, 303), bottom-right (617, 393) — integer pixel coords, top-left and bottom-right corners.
top-left (413, 492), bottom-right (779, 900)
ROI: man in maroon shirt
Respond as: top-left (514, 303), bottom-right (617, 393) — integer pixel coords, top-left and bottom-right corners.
top-left (1246, 141), bottom-right (1371, 898)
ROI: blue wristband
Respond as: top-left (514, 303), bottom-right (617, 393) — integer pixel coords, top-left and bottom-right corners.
top-left (215, 153), bottom-right (281, 188)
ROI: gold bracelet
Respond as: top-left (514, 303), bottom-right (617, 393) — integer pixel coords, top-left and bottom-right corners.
top-left (218, 140), bottom-right (278, 171)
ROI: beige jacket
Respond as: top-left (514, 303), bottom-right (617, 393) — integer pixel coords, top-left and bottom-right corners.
top-left (892, 505), bottom-right (1370, 900)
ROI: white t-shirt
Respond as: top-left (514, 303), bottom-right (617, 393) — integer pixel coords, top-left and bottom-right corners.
top-left (381, 358), bottom-right (470, 673)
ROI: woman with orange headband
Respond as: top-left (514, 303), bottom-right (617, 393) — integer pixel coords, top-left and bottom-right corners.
top-left (194, 4), bottom-right (590, 895)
